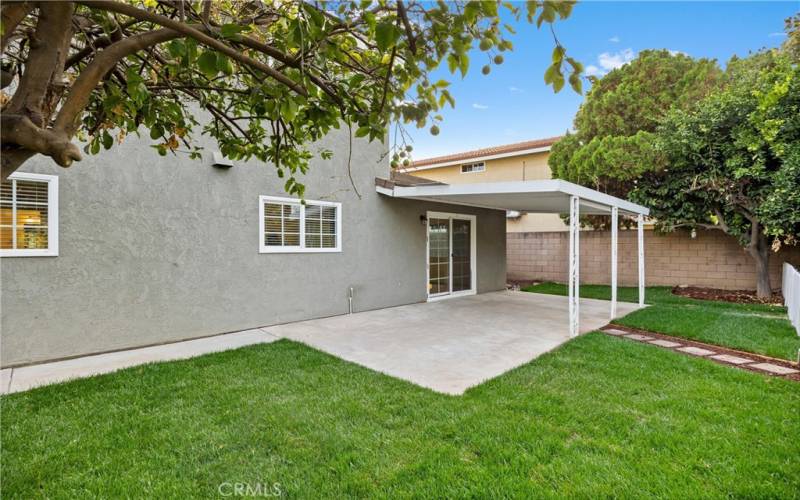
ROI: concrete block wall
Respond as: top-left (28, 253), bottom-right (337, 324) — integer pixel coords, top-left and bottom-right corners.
top-left (507, 229), bottom-right (800, 291)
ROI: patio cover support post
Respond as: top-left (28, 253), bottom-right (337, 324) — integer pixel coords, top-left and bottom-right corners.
top-left (637, 213), bottom-right (645, 307)
top-left (569, 195), bottom-right (580, 337)
top-left (610, 206), bottom-right (618, 320)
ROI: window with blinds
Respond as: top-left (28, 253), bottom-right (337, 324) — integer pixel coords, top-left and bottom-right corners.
top-left (259, 196), bottom-right (341, 253)
top-left (0, 173), bottom-right (58, 257)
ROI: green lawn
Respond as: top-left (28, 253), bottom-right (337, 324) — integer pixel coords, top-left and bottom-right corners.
top-left (522, 282), bottom-right (800, 361)
top-left (2, 337), bottom-right (799, 498)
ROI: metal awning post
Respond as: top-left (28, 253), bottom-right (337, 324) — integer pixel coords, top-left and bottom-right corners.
top-left (610, 206), bottom-right (618, 320)
top-left (637, 213), bottom-right (645, 307)
top-left (569, 196), bottom-right (580, 337)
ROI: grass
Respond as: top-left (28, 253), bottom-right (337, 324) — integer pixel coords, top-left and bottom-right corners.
top-left (523, 282), bottom-right (800, 361)
top-left (2, 337), bottom-right (799, 498)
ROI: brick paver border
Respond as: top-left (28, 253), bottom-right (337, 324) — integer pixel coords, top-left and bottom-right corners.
top-left (601, 324), bottom-right (800, 382)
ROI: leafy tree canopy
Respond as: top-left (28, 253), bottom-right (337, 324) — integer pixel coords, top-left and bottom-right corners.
top-left (549, 49), bottom-right (722, 199)
top-left (631, 48), bottom-right (799, 297)
top-left (550, 21), bottom-right (799, 297)
top-left (0, 0), bottom-right (580, 196)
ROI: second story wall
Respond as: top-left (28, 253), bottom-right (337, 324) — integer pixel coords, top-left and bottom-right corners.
top-left (407, 150), bottom-right (569, 232)
top-left (408, 150), bottom-right (551, 184)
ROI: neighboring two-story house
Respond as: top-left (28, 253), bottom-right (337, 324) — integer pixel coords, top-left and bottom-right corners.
top-left (404, 137), bottom-right (800, 292)
top-left (400, 137), bottom-right (567, 233)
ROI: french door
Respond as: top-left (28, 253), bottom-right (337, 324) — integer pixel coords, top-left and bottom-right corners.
top-left (427, 212), bottom-right (476, 300)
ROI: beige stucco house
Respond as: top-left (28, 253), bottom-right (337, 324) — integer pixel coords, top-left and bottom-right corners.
top-left (400, 137), bottom-right (569, 232)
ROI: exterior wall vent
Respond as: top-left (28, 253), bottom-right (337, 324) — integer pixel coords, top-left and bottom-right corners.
top-left (212, 151), bottom-right (234, 169)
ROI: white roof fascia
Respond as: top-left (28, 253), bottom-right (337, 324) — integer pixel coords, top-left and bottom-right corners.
top-left (403, 145), bottom-right (552, 172)
top-left (380, 179), bottom-right (649, 216)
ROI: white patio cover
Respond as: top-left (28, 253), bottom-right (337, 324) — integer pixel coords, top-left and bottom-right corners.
top-left (377, 178), bottom-right (650, 336)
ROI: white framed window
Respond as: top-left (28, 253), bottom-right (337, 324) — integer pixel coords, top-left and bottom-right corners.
top-left (259, 195), bottom-right (341, 253)
top-left (460, 162), bottom-right (485, 174)
top-left (1, 172), bottom-right (58, 257)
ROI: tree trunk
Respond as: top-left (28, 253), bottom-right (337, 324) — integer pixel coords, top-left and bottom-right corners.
top-left (746, 228), bottom-right (772, 299)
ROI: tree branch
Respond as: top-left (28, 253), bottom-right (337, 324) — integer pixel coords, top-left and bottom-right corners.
top-left (396, 1), bottom-right (416, 55)
top-left (78, 1), bottom-right (308, 97)
top-left (64, 35), bottom-right (113, 69)
top-left (54, 28), bottom-right (180, 135)
top-left (0, 1), bottom-right (34, 52)
top-left (6, 2), bottom-right (74, 122)
top-left (2, 114), bottom-right (81, 171)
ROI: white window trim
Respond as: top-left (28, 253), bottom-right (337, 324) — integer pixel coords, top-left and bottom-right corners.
top-left (259, 195), bottom-right (342, 254)
top-left (460, 162), bottom-right (486, 174)
top-left (1, 172), bottom-right (58, 258)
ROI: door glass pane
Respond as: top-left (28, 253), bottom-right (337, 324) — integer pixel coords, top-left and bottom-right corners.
top-left (428, 218), bottom-right (450, 295)
top-left (452, 219), bottom-right (472, 292)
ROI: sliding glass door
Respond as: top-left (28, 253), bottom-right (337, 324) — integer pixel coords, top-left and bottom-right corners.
top-left (427, 212), bottom-right (476, 299)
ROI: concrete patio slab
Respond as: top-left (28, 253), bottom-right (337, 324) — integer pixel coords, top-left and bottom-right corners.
top-left (265, 291), bottom-right (640, 395)
top-left (2, 291), bottom-right (640, 396)
top-left (3, 328), bottom-right (279, 395)
top-left (1, 369), bottom-right (11, 393)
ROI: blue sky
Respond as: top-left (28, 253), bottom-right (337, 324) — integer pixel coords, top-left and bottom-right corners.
top-left (404, 1), bottom-right (797, 159)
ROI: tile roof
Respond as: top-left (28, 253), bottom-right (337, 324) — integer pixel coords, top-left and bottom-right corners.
top-left (410, 136), bottom-right (562, 168)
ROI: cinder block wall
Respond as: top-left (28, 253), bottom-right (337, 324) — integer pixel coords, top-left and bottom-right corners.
top-left (507, 229), bottom-right (800, 291)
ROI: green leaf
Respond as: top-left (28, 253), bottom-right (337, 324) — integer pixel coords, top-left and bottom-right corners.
top-left (537, 3), bottom-right (556, 27)
top-left (544, 64), bottom-right (558, 85)
top-left (566, 57), bottom-right (584, 73)
top-left (220, 23), bottom-right (245, 40)
top-left (554, 0), bottom-right (575, 19)
top-left (447, 54), bottom-right (459, 74)
top-left (459, 55), bottom-right (470, 78)
top-left (197, 51), bottom-right (219, 79)
top-left (464, 2), bottom-right (481, 24)
top-left (102, 131), bottom-right (113, 150)
top-left (526, 1), bottom-right (538, 22)
top-left (481, 0), bottom-right (498, 17)
top-left (150, 124), bottom-right (163, 140)
top-left (355, 126), bottom-right (371, 138)
top-left (280, 98), bottom-right (299, 122)
top-left (552, 46), bottom-right (565, 64)
top-left (375, 21), bottom-right (400, 52)
top-left (167, 39), bottom-right (185, 59)
top-left (216, 54), bottom-right (234, 75)
top-left (569, 73), bottom-right (582, 94)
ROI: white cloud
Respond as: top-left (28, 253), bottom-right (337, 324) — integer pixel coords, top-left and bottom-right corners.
top-left (508, 86), bottom-right (524, 93)
top-left (582, 49), bottom-right (636, 80)
top-left (598, 48), bottom-right (635, 71)
top-left (768, 32), bottom-right (787, 37)
top-left (472, 103), bottom-right (489, 110)
top-left (668, 49), bottom-right (688, 56)
top-left (609, 36), bottom-right (620, 43)
top-left (585, 65), bottom-right (601, 77)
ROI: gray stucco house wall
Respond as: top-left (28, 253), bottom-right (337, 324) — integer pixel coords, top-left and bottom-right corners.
top-left (1, 127), bottom-right (506, 367)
